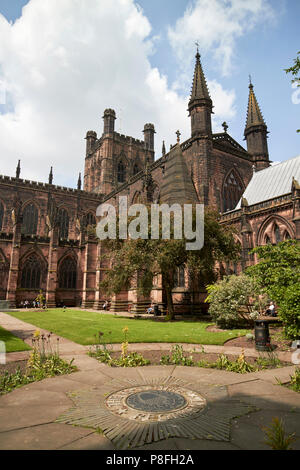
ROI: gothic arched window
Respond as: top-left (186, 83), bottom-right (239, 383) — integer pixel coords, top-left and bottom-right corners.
top-left (22, 203), bottom-right (38, 235)
top-left (265, 235), bottom-right (271, 245)
top-left (58, 257), bottom-right (77, 289)
top-left (284, 231), bottom-right (291, 240)
top-left (21, 256), bottom-right (41, 289)
top-left (58, 208), bottom-right (69, 240)
top-left (274, 224), bottom-right (281, 244)
top-left (223, 171), bottom-right (243, 212)
top-left (174, 265), bottom-right (185, 288)
top-left (0, 202), bottom-right (4, 231)
top-left (117, 161), bottom-right (126, 183)
top-left (85, 212), bottom-right (96, 227)
top-left (133, 164), bottom-right (139, 176)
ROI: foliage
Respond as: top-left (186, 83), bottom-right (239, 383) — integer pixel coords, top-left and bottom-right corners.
top-left (246, 240), bottom-right (300, 339)
top-left (256, 351), bottom-right (282, 369)
top-left (0, 331), bottom-right (76, 395)
top-left (99, 208), bottom-right (239, 320)
top-left (288, 368), bottom-right (300, 393)
top-left (206, 274), bottom-right (267, 329)
top-left (204, 351), bottom-right (257, 374)
top-left (277, 283), bottom-right (300, 340)
top-left (284, 50), bottom-right (300, 132)
top-left (160, 345), bottom-right (194, 366)
top-left (263, 417), bottom-right (296, 450)
top-left (88, 327), bottom-right (150, 367)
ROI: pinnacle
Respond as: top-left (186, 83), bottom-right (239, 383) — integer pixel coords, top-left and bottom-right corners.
top-left (245, 82), bottom-right (266, 130)
top-left (189, 52), bottom-right (211, 103)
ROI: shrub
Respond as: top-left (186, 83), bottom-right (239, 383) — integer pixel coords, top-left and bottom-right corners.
top-left (0, 331), bottom-right (76, 395)
top-left (277, 284), bottom-right (300, 340)
top-left (288, 368), bottom-right (300, 393)
top-left (160, 345), bottom-right (194, 366)
top-left (246, 240), bottom-right (300, 339)
top-left (206, 274), bottom-right (267, 329)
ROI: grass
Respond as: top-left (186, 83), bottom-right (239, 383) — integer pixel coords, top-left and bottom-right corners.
top-left (6, 309), bottom-right (250, 346)
top-left (0, 326), bottom-right (31, 353)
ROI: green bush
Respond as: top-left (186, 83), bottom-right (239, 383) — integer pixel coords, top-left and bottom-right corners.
top-left (206, 274), bottom-right (267, 329)
top-left (246, 240), bottom-right (300, 339)
top-left (0, 330), bottom-right (77, 395)
top-left (277, 284), bottom-right (300, 339)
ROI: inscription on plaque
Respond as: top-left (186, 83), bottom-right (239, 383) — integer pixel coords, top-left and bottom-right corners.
top-left (126, 390), bottom-right (186, 412)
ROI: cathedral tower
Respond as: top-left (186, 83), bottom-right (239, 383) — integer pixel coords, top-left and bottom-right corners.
top-left (188, 49), bottom-right (213, 138)
top-left (244, 81), bottom-right (270, 170)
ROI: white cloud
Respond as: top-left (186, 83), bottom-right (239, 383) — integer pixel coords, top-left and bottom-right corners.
top-left (0, 0), bottom-right (192, 187)
top-left (0, 0), bottom-right (252, 189)
top-left (168, 0), bottom-right (275, 77)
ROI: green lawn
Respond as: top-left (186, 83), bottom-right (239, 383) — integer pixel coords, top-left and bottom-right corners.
top-left (0, 326), bottom-right (32, 353)
top-left (7, 309), bottom-right (250, 346)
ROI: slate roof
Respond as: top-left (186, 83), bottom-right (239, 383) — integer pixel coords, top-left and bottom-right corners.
top-left (235, 155), bottom-right (300, 209)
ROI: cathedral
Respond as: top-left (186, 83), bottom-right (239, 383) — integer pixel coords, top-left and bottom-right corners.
top-left (0, 50), bottom-right (299, 313)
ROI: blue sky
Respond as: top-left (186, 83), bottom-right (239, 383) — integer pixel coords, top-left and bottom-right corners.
top-left (0, 0), bottom-right (298, 187)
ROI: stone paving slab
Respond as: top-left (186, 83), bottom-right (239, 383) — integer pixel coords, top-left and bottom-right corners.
top-left (0, 423), bottom-right (94, 450)
top-left (58, 432), bottom-right (115, 450)
top-left (1, 311), bottom-right (300, 450)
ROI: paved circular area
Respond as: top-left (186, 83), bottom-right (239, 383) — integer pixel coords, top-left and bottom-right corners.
top-left (56, 376), bottom-right (257, 449)
top-left (106, 384), bottom-right (206, 422)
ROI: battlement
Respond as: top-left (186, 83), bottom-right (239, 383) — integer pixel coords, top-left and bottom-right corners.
top-left (113, 132), bottom-right (145, 146)
top-left (0, 174), bottom-right (102, 200)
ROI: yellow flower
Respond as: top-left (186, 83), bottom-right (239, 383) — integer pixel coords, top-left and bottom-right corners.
top-left (122, 327), bottom-right (129, 334)
top-left (34, 330), bottom-right (40, 338)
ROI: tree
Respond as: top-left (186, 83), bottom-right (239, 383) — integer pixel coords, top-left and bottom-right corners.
top-left (206, 274), bottom-right (268, 329)
top-left (99, 208), bottom-right (239, 320)
top-left (246, 240), bottom-right (300, 339)
top-left (284, 50), bottom-right (300, 133)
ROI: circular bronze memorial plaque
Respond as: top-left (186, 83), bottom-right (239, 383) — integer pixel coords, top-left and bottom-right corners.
top-left (126, 390), bottom-right (187, 412)
top-left (105, 385), bottom-right (207, 423)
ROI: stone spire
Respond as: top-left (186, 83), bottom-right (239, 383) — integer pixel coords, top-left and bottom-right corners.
top-left (16, 160), bottom-right (21, 179)
top-left (160, 143), bottom-right (198, 205)
top-left (48, 166), bottom-right (53, 185)
top-left (244, 80), bottom-right (270, 171)
top-left (188, 49), bottom-right (213, 138)
top-left (162, 140), bottom-right (166, 157)
top-left (189, 49), bottom-right (211, 104)
top-left (245, 80), bottom-right (266, 129)
top-left (77, 172), bottom-right (82, 190)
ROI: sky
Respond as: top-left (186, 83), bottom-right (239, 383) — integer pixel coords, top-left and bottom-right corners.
top-left (0, 0), bottom-right (299, 188)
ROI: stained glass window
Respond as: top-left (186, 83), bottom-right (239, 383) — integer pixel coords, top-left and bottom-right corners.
top-left (274, 224), bottom-right (281, 243)
top-left (117, 161), bottom-right (126, 183)
top-left (223, 171), bottom-right (243, 212)
top-left (58, 257), bottom-right (77, 289)
top-left (58, 208), bottom-right (69, 239)
top-left (21, 256), bottom-right (41, 289)
top-left (174, 265), bottom-right (185, 288)
top-left (22, 203), bottom-right (38, 235)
